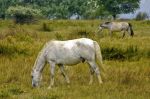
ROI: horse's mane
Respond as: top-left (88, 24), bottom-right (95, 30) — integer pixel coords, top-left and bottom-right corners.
top-left (100, 21), bottom-right (111, 27)
top-left (104, 21), bottom-right (111, 24)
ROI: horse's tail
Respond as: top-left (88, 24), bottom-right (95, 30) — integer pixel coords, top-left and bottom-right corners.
top-left (94, 41), bottom-right (104, 72)
top-left (128, 23), bottom-right (134, 37)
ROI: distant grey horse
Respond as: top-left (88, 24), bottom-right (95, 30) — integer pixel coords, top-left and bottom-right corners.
top-left (98, 22), bottom-right (134, 38)
top-left (31, 38), bottom-right (104, 89)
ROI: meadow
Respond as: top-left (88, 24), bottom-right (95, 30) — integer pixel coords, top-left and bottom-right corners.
top-left (0, 19), bottom-right (150, 99)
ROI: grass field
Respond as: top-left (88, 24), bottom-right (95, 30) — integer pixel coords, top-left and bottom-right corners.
top-left (0, 19), bottom-right (150, 99)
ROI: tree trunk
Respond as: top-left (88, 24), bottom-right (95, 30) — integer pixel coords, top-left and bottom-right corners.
top-left (1, 14), bottom-right (5, 20)
top-left (112, 14), bottom-right (116, 20)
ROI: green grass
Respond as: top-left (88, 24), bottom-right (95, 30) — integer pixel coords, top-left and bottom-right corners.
top-left (0, 20), bottom-right (150, 99)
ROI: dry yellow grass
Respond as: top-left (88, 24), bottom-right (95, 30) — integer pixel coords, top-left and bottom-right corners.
top-left (0, 20), bottom-right (150, 99)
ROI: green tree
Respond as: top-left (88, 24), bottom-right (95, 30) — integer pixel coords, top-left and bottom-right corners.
top-left (82, 0), bottom-right (109, 19)
top-left (98, 0), bottom-right (140, 19)
top-left (0, 0), bottom-right (141, 20)
top-left (135, 12), bottom-right (149, 20)
top-left (0, 0), bottom-right (21, 19)
top-left (6, 6), bottom-right (42, 24)
top-left (23, 0), bottom-right (70, 19)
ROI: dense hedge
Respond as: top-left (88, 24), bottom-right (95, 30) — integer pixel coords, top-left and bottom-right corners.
top-left (6, 6), bottom-right (41, 24)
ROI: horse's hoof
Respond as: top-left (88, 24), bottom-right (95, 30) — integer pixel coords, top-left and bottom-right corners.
top-left (66, 80), bottom-right (70, 84)
top-left (99, 81), bottom-right (103, 84)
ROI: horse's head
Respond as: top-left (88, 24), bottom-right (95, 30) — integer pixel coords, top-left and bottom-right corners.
top-left (31, 69), bottom-right (42, 87)
top-left (100, 22), bottom-right (111, 29)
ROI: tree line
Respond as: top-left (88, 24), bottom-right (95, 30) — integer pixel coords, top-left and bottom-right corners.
top-left (0, 0), bottom-right (140, 20)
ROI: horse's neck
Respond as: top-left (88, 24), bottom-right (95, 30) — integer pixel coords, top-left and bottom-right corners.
top-left (33, 51), bottom-right (46, 73)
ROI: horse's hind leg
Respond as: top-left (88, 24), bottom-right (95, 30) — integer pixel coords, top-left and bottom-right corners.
top-left (88, 61), bottom-right (103, 84)
top-left (122, 31), bottom-right (125, 38)
top-left (58, 64), bottom-right (70, 84)
top-left (48, 61), bottom-right (56, 89)
top-left (88, 65), bottom-right (94, 85)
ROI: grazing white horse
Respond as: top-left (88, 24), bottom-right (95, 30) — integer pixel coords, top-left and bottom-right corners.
top-left (31, 38), bottom-right (104, 89)
top-left (98, 22), bottom-right (134, 38)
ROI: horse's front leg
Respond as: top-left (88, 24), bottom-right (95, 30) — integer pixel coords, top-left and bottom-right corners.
top-left (58, 64), bottom-right (70, 84)
top-left (48, 61), bottom-right (56, 89)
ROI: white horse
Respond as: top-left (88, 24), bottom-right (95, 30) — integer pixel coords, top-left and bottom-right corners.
top-left (97, 22), bottom-right (134, 38)
top-left (31, 38), bottom-right (104, 89)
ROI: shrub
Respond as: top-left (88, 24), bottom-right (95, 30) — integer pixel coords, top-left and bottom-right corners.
top-left (102, 47), bottom-right (125, 60)
top-left (42, 22), bottom-right (53, 32)
top-left (102, 45), bottom-right (139, 61)
top-left (6, 6), bottom-right (42, 24)
top-left (135, 12), bottom-right (149, 20)
top-left (0, 42), bottom-right (29, 56)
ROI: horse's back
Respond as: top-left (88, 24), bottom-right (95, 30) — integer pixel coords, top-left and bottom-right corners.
top-left (111, 22), bottom-right (129, 31)
top-left (49, 38), bottom-right (94, 47)
top-left (45, 38), bottom-right (95, 56)
top-left (76, 38), bottom-right (94, 46)
top-left (44, 38), bottom-right (96, 65)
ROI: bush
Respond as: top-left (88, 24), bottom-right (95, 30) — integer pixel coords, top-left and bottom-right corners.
top-left (102, 45), bottom-right (139, 61)
top-left (102, 47), bottom-right (125, 60)
top-left (6, 6), bottom-right (42, 24)
top-left (135, 12), bottom-right (149, 20)
top-left (0, 44), bottom-right (28, 56)
top-left (42, 22), bottom-right (53, 32)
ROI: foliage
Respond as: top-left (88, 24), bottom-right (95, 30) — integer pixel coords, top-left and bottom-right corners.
top-left (0, 0), bottom-right (140, 19)
top-left (35, 0), bottom-right (90, 19)
top-left (135, 12), bottom-right (149, 20)
top-left (102, 45), bottom-right (139, 60)
top-left (0, 0), bottom-right (21, 19)
top-left (98, 0), bottom-right (140, 19)
top-left (6, 6), bottom-right (41, 24)
top-left (41, 22), bottom-right (53, 32)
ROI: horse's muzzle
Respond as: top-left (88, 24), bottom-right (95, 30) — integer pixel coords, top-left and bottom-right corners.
top-left (32, 83), bottom-right (36, 87)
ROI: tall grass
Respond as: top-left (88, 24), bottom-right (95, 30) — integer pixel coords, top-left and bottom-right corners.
top-left (0, 20), bottom-right (150, 99)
